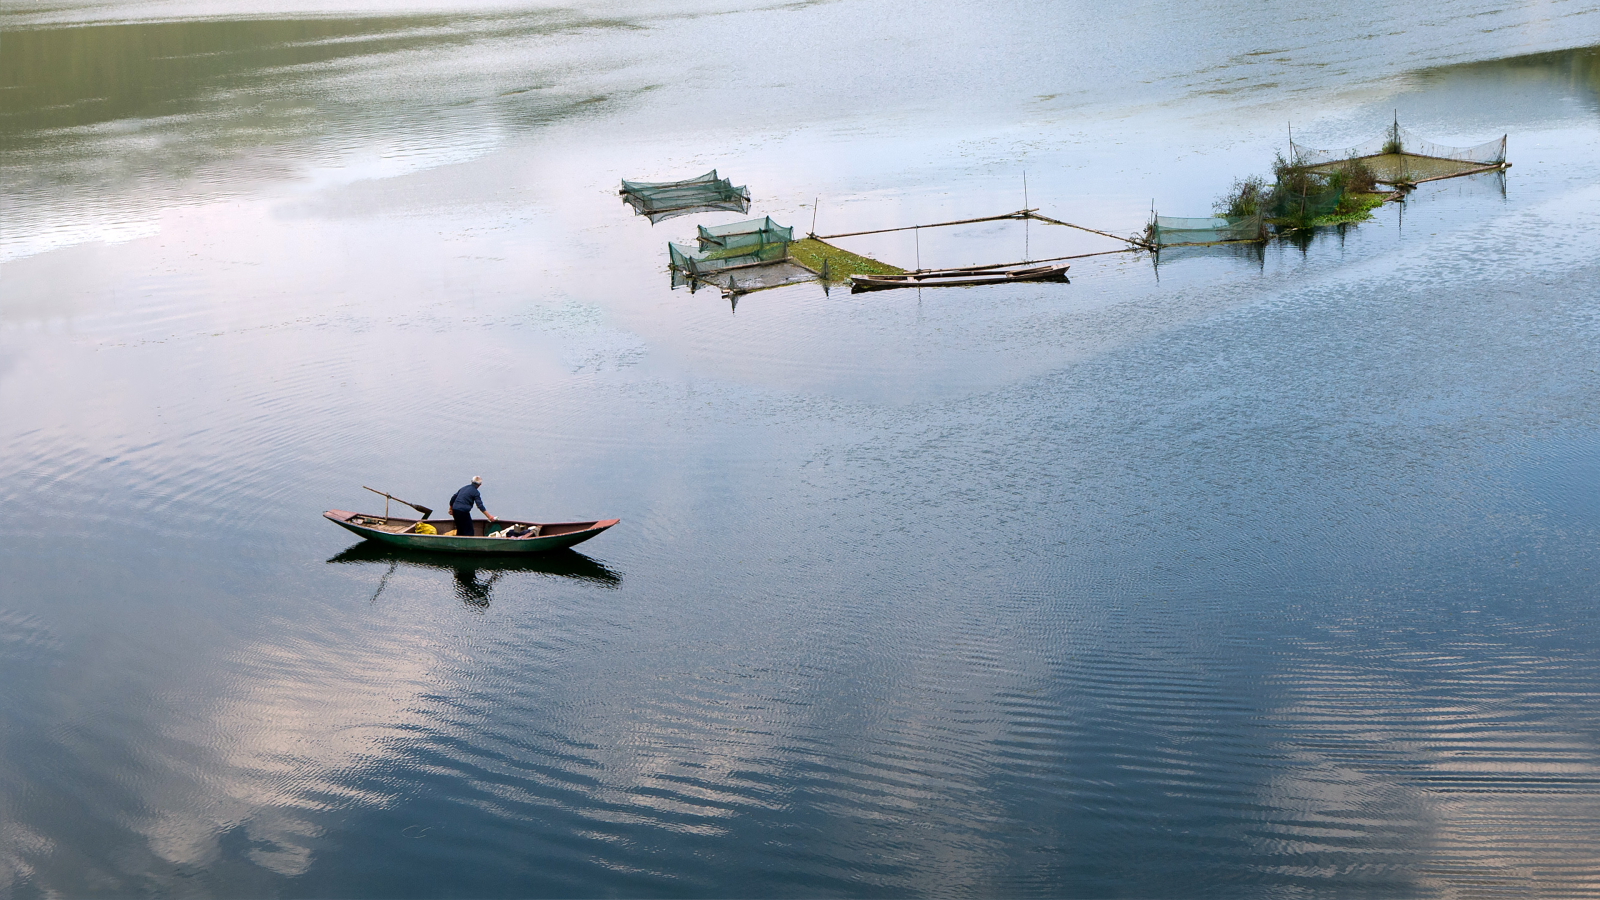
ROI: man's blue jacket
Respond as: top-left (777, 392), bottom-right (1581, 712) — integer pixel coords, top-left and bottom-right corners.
top-left (450, 483), bottom-right (487, 514)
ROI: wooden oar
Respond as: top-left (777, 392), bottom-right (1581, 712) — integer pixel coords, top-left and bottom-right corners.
top-left (363, 486), bottom-right (433, 519)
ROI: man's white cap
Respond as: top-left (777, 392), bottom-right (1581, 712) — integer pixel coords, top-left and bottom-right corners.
top-left (472, 476), bottom-right (482, 484)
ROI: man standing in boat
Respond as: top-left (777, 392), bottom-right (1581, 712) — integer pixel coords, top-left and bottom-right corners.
top-left (449, 476), bottom-right (496, 537)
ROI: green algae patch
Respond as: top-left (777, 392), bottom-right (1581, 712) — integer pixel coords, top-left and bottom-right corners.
top-left (1309, 191), bottom-right (1390, 227)
top-left (788, 238), bottom-right (904, 280)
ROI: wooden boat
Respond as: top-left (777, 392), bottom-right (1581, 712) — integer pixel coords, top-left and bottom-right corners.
top-left (325, 509), bottom-right (618, 555)
top-left (851, 262), bottom-right (1069, 292)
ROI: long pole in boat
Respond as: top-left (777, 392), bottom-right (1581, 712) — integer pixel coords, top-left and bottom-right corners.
top-left (362, 486), bottom-right (433, 519)
top-left (811, 196), bottom-right (819, 236)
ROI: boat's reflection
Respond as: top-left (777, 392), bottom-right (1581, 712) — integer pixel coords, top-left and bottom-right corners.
top-left (327, 543), bottom-right (622, 606)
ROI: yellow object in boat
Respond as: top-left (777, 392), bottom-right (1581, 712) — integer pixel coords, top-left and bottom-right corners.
top-left (414, 522), bottom-right (437, 535)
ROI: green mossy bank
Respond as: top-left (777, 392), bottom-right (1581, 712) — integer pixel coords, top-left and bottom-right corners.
top-left (788, 238), bottom-right (906, 279)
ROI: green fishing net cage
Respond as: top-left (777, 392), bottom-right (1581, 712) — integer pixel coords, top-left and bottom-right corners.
top-left (1292, 121), bottom-right (1506, 184)
top-left (696, 216), bottom-right (793, 251)
top-left (668, 216), bottom-right (811, 294)
top-left (669, 216), bottom-right (794, 278)
top-left (668, 240), bottom-right (790, 279)
top-left (621, 170), bottom-right (751, 223)
top-left (1149, 213), bottom-right (1265, 247)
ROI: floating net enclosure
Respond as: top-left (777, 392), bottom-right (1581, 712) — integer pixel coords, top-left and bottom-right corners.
top-left (696, 216), bottom-right (793, 251)
top-left (621, 170), bottom-right (751, 223)
top-left (1149, 214), bottom-right (1265, 247)
top-left (669, 216), bottom-right (810, 293)
top-left (1292, 120), bottom-right (1506, 185)
top-left (669, 239), bottom-right (789, 279)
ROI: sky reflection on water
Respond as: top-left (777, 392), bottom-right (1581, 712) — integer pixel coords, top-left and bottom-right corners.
top-left (3, 0), bottom-right (1600, 895)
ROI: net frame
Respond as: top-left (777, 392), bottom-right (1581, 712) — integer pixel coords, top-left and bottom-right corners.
top-left (1150, 213), bottom-right (1265, 247)
top-left (620, 170), bottom-right (752, 223)
top-left (1289, 120), bottom-right (1506, 184)
top-left (696, 216), bottom-right (794, 251)
top-left (620, 170), bottom-right (723, 193)
top-left (668, 240), bottom-right (790, 280)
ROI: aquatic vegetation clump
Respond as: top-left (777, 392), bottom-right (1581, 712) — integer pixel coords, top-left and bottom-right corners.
top-left (1213, 175), bottom-right (1268, 218)
top-left (1267, 152), bottom-right (1342, 232)
top-left (788, 238), bottom-right (905, 280)
top-left (1311, 192), bottom-right (1388, 226)
top-left (1338, 159), bottom-right (1378, 194)
top-left (1187, 151), bottom-right (1389, 244)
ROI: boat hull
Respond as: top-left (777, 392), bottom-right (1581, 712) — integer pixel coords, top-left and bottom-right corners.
top-left (850, 264), bottom-right (1069, 292)
top-left (325, 510), bottom-right (618, 555)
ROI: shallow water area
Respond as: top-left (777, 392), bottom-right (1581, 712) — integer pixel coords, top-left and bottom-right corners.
top-left (4, 1), bottom-right (1600, 896)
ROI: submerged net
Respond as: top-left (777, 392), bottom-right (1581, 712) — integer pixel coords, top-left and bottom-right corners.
top-left (1150, 214), bottom-right (1265, 247)
top-left (672, 260), bottom-right (819, 293)
top-left (621, 170), bottom-right (751, 223)
top-left (1292, 123), bottom-right (1506, 184)
top-left (1154, 240), bottom-right (1265, 267)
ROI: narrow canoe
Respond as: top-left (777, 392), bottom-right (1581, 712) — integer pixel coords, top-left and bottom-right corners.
top-left (325, 510), bottom-right (618, 555)
top-left (851, 264), bottom-right (1069, 292)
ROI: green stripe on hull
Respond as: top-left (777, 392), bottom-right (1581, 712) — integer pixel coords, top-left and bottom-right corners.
top-left (328, 515), bottom-right (613, 555)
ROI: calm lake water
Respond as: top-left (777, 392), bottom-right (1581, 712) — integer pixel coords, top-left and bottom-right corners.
top-left (4, 0), bottom-right (1600, 895)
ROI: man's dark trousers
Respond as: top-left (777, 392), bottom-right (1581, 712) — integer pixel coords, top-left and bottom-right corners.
top-left (452, 509), bottom-right (475, 537)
